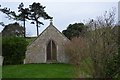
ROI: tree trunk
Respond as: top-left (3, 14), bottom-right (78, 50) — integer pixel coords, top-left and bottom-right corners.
top-left (23, 18), bottom-right (26, 38)
top-left (36, 21), bottom-right (39, 36)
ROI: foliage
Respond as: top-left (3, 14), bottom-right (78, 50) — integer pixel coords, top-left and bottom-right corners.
top-left (65, 37), bottom-right (89, 64)
top-left (62, 23), bottom-right (87, 39)
top-left (0, 22), bottom-right (5, 26)
top-left (0, 2), bottom-right (52, 37)
top-left (2, 37), bottom-right (28, 65)
top-left (17, 3), bottom-right (31, 38)
top-left (86, 9), bottom-right (118, 78)
top-left (2, 64), bottom-right (75, 78)
top-left (65, 9), bottom-right (119, 78)
top-left (0, 3), bottom-right (29, 38)
top-left (0, 6), bottom-right (17, 20)
top-left (18, 3), bottom-right (30, 21)
top-left (110, 25), bottom-right (120, 77)
top-left (2, 22), bottom-right (24, 37)
top-left (25, 37), bottom-right (36, 44)
top-left (88, 27), bottom-right (117, 78)
top-left (65, 37), bottom-right (93, 77)
top-left (29, 2), bottom-right (52, 36)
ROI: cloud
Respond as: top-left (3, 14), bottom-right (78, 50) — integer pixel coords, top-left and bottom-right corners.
top-left (0, 1), bottom-right (118, 36)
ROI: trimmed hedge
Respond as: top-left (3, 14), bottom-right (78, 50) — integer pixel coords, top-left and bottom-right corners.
top-left (2, 37), bottom-right (28, 65)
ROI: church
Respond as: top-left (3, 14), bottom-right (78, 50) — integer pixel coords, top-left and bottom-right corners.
top-left (24, 20), bottom-right (70, 63)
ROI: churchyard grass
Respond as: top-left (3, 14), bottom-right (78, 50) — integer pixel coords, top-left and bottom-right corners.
top-left (2, 63), bottom-right (75, 78)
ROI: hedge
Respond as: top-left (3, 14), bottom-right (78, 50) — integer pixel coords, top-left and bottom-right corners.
top-left (2, 37), bottom-right (28, 65)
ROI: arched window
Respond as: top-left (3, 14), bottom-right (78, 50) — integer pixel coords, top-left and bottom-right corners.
top-left (47, 40), bottom-right (57, 61)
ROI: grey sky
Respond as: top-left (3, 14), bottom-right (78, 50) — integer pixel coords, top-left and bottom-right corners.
top-left (0, 0), bottom-right (119, 36)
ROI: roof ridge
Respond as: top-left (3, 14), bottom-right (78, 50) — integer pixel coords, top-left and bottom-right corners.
top-left (27, 23), bottom-right (70, 48)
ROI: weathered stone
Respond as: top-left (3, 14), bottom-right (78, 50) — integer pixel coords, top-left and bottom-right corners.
top-left (24, 21), bottom-right (70, 63)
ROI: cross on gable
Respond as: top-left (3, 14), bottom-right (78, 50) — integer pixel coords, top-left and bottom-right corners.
top-left (50, 19), bottom-right (53, 25)
top-left (50, 19), bottom-right (53, 22)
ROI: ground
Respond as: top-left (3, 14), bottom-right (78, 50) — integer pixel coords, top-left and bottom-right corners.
top-left (2, 63), bottom-right (75, 78)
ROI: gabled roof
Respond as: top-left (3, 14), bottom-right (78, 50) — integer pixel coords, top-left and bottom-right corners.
top-left (39, 22), bottom-right (69, 40)
top-left (28, 21), bottom-right (70, 47)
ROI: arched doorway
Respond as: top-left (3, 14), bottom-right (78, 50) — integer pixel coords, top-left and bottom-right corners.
top-left (47, 40), bottom-right (57, 61)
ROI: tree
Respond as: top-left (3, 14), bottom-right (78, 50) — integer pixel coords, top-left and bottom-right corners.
top-left (18, 3), bottom-right (30, 38)
top-left (65, 37), bottom-right (93, 77)
top-left (113, 22), bottom-right (120, 77)
top-left (0, 22), bottom-right (5, 26)
top-left (2, 22), bottom-right (24, 37)
top-left (29, 2), bottom-right (52, 36)
top-left (65, 9), bottom-right (119, 78)
top-left (0, 3), bottom-right (27, 37)
top-left (85, 9), bottom-right (118, 78)
top-left (62, 23), bottom-right (87, 39)
top-left (0, 2), bottom-right (52, 37)
top-left (0, 5), bottom-right (18, 20)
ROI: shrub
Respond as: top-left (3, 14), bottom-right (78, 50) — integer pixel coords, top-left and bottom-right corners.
top-left (65, 37), bottom-right (92, 77)
top-left (2, 37), bottom-right (28, 65)
top-left (65, 37), bottom-right (89, 64)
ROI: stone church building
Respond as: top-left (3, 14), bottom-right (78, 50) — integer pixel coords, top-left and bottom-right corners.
top-left (24, 21), bottom-right (70, 64)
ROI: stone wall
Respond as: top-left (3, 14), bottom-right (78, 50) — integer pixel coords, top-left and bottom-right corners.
top-left (25, 23), bottom-right (70, 63)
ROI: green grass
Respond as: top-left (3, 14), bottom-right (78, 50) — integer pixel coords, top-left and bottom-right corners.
top-left (2, 63), bottom-right (75, 78)
top-left (77, 58), bottom-right (93, 77)
top-left (26, 37), bottom-right (36, 44)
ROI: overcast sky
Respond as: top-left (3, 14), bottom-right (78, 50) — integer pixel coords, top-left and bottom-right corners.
top-left (0, 0), bottom-right (119, 36)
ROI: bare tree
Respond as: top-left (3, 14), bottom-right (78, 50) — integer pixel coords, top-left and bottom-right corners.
top-left (86, 8), bottom-right (118, 78)
top-left (65, 37), bottom-right (94, 77)
top-left (65, 8), bottom-right (118, 78)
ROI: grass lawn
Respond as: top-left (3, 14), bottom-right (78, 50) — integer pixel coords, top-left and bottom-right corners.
top-left (2, 63), bottom-right (75, 78)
